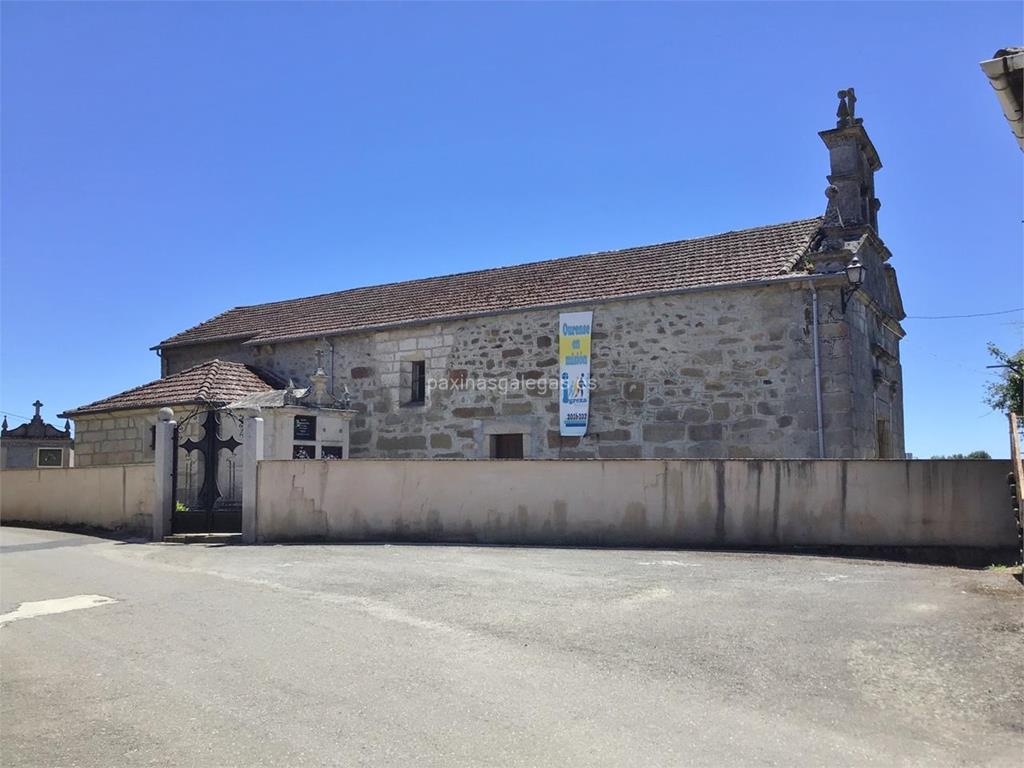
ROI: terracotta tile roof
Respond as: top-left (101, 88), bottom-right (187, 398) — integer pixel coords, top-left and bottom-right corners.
top-left (156, 217), bottom-right (822, 349)
top-left (61, 360), bottom-right (283, 417)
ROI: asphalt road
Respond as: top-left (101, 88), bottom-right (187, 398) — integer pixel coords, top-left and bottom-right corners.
top-left (1, 526), bottom-right (1021, 767)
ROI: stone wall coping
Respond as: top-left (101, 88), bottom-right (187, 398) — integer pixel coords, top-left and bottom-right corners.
top-left (254, 458), bottom-right (1010, 465)
top-left (0, 461), bottom-right (155, 473)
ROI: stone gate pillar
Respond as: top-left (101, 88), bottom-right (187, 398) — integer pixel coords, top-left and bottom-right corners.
top-left (242, 414), bottom-right (264, 544)
top-left (152, 407), bottom-right (176, 541)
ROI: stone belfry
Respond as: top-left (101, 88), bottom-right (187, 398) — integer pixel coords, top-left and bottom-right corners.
top-left (819, 88), bottom-right (882, 233)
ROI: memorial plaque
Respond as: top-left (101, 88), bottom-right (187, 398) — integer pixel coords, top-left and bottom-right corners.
top-left (293, 444), bottom-right (316, 460)
top-left (37, 448), bottom-right (63, 467)
top-left (321, 445), bottom-right (344, 460)
top-left (293, 415), bottom-right (317, 442)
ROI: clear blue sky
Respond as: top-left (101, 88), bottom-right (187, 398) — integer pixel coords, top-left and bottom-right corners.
top-left (2, 2), bottom-right (1021, 458)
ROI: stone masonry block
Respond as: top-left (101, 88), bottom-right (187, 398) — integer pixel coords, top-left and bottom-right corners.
top-left (642, 424), bottom-right (685, 443)
top-left (598, 444), bottom-right (642, 459)
top-left (377, 435), bottom-right (427, 451)
top-left (687, 423), bottom-right (723, 442)
top-left (429, 433), bottom-right (453, 449)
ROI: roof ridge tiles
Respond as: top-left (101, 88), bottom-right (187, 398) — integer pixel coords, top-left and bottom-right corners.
top-left (224, 216), bottom-right (823, 312)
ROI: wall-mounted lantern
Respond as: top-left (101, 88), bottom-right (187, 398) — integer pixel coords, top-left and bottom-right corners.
top-left (841, 255), bottom-right (866, 312)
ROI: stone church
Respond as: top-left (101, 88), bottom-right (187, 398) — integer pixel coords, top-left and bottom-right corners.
top-left (64, 91), bottom-right (906, 463)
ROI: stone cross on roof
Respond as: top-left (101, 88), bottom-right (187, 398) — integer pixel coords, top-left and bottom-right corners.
top-left (2, 400), bottom-right (71, 440)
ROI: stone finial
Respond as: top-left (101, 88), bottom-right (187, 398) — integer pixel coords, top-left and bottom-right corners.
top-left (1, 416), bottom-right (7, 435)
top-left (32, 400), bottom-right (43, 420)
top-left (306, 367), bottom-right (330, 406)
top-left (823, 185), bottom-right (843, 228)
top-left (836, 88), bottom-right (860, 128)
top-left (64, 419), bottom-right (71, 435)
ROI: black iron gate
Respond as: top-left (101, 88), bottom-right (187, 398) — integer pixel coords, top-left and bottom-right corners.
top-left (171, 410), bottom-right (242, 533)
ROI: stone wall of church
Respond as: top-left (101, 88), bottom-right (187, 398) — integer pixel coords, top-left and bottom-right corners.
top-left (813, 238), bottom-right (906, 459)
top-left (846, 294), bottom-right (905, 459)
top-left (72, 405), bottom-right (223, 469)
top-left (73, 410), bottom-right (156, 466)
top-left (161, 279), bottom-right (903, 459)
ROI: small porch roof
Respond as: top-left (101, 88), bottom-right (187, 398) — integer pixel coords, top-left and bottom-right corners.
top-left (60, 360), bottom-right (284, 418)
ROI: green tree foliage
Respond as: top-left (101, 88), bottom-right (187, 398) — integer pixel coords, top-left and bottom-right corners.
top-left (984, 343), bottom-right (1023, 417)
top-left (930, 450), bottom-right (992, 459)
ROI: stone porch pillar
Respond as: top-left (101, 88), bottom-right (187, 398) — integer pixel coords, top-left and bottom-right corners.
top-left (242, 415), bottom-right (264, 544)
top-left (152, 408), bottom-right (176, 541)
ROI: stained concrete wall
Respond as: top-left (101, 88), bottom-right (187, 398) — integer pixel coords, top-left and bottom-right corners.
top-left (255, 459), bottom-right (1014, 548)
top-left (0, 465), bottom-right (154, 534)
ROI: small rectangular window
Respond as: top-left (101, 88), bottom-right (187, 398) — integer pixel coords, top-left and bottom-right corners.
top-left (410, 360), bottom-right (426, 404)
top-left (37, 448), bottom-right (63, 468)
top-left (293, 444), bottom-right (316, 460)
top-left (490, 434), bottom-right (524, 459)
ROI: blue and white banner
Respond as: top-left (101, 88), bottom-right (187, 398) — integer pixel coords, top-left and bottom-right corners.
top-left (559, 311), bottom-right (593, 437)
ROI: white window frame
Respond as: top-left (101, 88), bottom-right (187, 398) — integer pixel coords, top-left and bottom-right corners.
top-left (399, 354), bottom-right (428, 407)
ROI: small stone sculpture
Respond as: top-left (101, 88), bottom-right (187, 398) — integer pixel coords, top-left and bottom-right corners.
top-left (836, 88), bottom-right (861, 128)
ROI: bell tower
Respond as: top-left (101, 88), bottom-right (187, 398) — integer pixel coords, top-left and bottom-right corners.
top-left (819, 88), bottom-right (882, 233)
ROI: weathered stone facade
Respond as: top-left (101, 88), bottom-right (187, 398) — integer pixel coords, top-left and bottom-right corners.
top-left (160, 276), bottom-right (905, 460)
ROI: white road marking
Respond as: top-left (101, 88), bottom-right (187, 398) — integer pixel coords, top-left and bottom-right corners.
top-left (621, 587), bottom-right (674, 606)
top-left (0, 595), bottom-right (117, 626)
top-left (637, 560), bottom-right (703, 567)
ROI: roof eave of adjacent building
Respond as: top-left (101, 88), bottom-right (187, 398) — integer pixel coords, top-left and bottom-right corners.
top-left (980, 49), bottom-right (1024, 150)
top-left (58, 398), bottom-right (227, 420)
top-left (149, 330), bottom-right (267, 352)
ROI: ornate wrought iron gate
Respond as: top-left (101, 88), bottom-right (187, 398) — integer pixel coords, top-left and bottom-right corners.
top-left (171, 410), bottom-right (242, 533)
